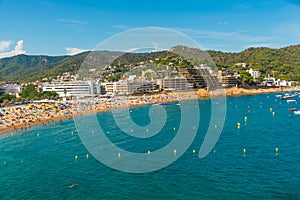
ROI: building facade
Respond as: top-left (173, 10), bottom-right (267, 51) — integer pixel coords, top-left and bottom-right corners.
top-left (249, 68), bottom-right (260, 79)
top-left (42, 81), bottom-right (98, 97)
top-left (222, 76), bottom-right (238, 87)
top-left (102, 81), bottom-right (158, 96)
top-left (161, 77), bottom-right (193, 91)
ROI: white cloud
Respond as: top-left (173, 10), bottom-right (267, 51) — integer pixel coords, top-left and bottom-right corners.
top-left (59, 19), bottom-right (90, 25)
top-left (244, 43), bottom-right (272, 49)
top-left (0, 41), bottom-right (11, 51)
top-left (112, 24), bottom-right (132, 30)
top-left (0, 40), bottom-right (25, 59)
top-left (217, 22), bottom-right (228, 25)
top-left (175, 27), bottom-right (275, 42)
top-left (65, 47), bottom-right (87, 55)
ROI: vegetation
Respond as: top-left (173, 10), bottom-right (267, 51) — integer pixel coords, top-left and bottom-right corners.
top-left (206, 45), bottom-right (300, 81)
top-left (0, 45), bottom-right (300, 82)
top-left (20, 84), bottom-right (59, 100)
top-left (0, 94), bottom-right (15, 104)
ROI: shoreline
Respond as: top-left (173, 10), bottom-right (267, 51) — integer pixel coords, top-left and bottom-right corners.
top-left (0, 86), bottom-right (299, 135)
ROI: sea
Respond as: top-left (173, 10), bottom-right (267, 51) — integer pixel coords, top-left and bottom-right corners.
top-left (0, 93), bottom-right (299, 199)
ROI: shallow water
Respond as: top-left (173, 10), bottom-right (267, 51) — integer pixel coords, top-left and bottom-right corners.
top-left (0, 93), bottom-right (299, 199)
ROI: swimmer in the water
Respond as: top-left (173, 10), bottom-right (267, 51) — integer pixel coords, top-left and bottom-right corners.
top-left (68, 183), bottom-right (77, 188)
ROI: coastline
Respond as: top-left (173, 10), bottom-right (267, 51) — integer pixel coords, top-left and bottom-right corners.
top-left (0, 86), bottom-right (299, 134)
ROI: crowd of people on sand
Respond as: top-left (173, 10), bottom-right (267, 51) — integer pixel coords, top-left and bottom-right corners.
top-left (0, 92), bottom-right (197, 133)
top-left (0, 87), bottom-right (298, 134)
top-left (0, 101), bottom-right (73, 133)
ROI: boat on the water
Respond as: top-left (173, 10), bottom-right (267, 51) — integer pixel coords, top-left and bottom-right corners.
top-left (288, 108), bottom-right (297, 111)
top-left (283, 95), bottom-right (293, 99)
top-left (159, 103), bottom-right (180, 106)
top-left (287, 99), bottom-right (296, 103)
top-left (294, 110), bottom-right (300, 115)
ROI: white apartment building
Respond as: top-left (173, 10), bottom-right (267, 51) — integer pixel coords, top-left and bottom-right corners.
top-left (42, 81), bottom-right (98, 97)
top-left (275, 79), bottom-right (294, 87)
top-left (0, 84), bottom-right (22, 96)
top-left (249, 68), bottom-right (261, 79)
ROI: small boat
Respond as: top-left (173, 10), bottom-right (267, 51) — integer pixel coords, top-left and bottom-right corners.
top-left (283, 95), bottom-right (292, 99)
top-left (294, 111), bottom-right (300, 115)
top-left (275, 95), bottom-right (282, 98)
top-left (159, 103), bottom-right (180, 106)
top-left (288, 108), bottom-right (297, 111)
top-left (287, 99), bottom-right (296, 103)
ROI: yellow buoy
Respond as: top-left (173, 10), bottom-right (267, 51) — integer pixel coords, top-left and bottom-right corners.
top-left (270, 108), bottom-right (273, 112)
top-left (147, 150), bottom-right (151, 155)
top-left (237, 122), bottom-right (241, 129)
top-left (192, 149), bottom-right (196, 154)
top-left (75, 155), bottom-right (78, 160)
top-left (118, 152), bottom-right (121, 159)
top-left (243, 148), bottom-right (246, 154)
top-left (173, 149), bottom-right (177, 156)
top-left (86, 154), bottom-right (89, 159)
top-left (275, 147), bottom-right (279, 154)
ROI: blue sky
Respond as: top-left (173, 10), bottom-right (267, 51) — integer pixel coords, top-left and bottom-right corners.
top-left (0, 0), bottom-right (300, 57)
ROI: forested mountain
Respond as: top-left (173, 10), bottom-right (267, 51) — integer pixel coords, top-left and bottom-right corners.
top-left (0, 53), bottom-right (88, 82)
top-left (0, 44), bottom-right (299, 82)
top-left (208, 45), bottom-right (300, 80)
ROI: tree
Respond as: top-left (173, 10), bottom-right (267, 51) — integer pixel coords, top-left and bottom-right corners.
top-left (21, 84), bottom-right (38, 99)
top-left (0, 94), bottom-right (15, 103)
top-left (19, 84), bottom-right (58, 100)
top-left (3, 99), bottom-right (9, 106)
top-left (63, 88), bottom-right (67, 97)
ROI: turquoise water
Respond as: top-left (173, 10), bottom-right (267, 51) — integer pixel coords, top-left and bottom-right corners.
top-left (0, 93), bottom-right (299, 199)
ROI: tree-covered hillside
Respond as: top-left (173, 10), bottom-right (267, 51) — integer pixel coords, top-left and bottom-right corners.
top-left (207, 45), bottom-right (300, 81)
top-left (0, 44), bottom-right (300, 82)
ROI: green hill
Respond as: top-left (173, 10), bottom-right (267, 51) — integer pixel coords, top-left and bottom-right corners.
top-left (0, 53), bottom-right (86, 82)
top-left (0, 44), bottom-right (300, 82)
top-left (207, 45), bottom-right (300, 81)
top-left (171, 45), bottom-right (300, 81)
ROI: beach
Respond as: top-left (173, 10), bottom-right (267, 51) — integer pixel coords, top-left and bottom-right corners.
top-left (0, 86), bottom-right (298, 134)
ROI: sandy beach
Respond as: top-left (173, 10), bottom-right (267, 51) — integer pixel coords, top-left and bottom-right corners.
top-left (0, 86), bottom-right (299, 134)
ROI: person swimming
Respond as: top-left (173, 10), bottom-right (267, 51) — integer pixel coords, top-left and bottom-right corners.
top-left (68, 182), bottom-right (77, 188)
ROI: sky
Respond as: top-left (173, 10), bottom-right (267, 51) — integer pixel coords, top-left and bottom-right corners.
top-left (0, 0), bottom-right (300, 58)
